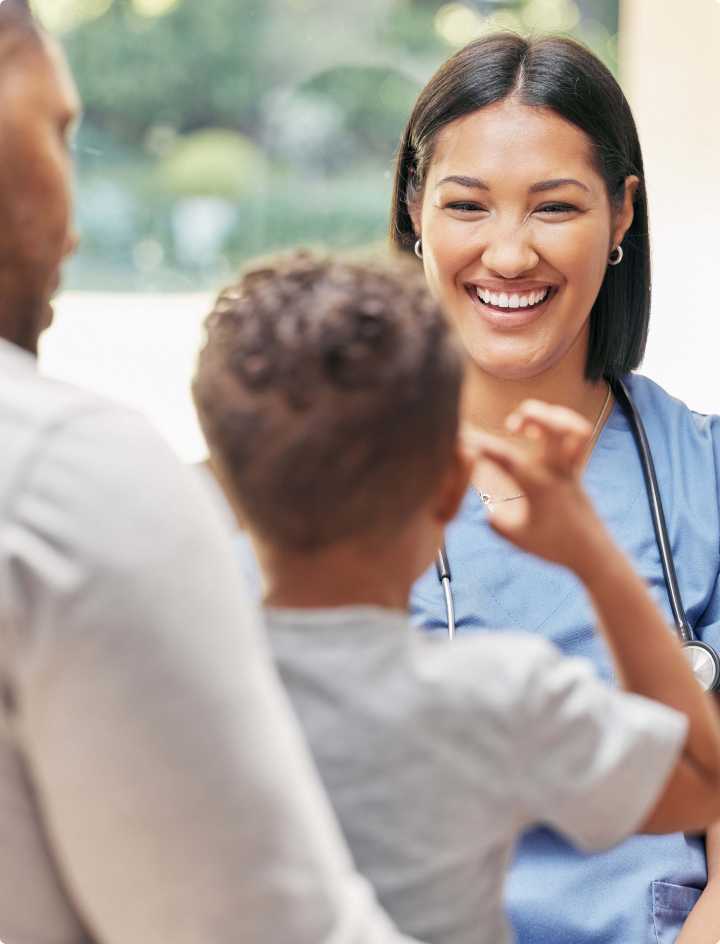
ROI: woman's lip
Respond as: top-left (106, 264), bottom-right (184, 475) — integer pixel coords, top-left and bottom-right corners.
top-left (465, 285), bottom-right (556, 329)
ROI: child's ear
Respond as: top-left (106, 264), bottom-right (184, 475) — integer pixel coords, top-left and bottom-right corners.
top-left (433, 439), bottom-right (474, 525)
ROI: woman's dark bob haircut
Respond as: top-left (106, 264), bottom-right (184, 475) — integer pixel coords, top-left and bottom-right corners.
top-left (390, 33), bottom-right (650, 381)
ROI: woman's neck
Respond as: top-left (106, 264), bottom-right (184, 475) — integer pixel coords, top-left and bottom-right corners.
top-left (463, 356), bottom-right (610, 502)
top-left (463, 359), bottom-right (608, 436)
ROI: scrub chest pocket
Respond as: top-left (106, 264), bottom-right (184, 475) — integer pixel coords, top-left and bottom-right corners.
top-left (651, 881), bottom-right (702, 943)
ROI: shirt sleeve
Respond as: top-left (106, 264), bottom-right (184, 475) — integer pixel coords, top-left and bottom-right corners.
top-left (1, 406), bottom-right (416, 944)
top-left (512, 638), bottom-right (688, 852)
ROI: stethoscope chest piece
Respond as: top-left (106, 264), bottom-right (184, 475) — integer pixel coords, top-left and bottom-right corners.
top-left (682, 640), bottom-right (720, 693)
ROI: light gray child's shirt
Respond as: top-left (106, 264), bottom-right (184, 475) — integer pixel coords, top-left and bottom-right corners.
top-left (265, 605), bottom-right (688, 944)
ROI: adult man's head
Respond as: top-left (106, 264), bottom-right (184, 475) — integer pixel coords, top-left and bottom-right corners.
top-left (0, 0), bottom-right (80, 354)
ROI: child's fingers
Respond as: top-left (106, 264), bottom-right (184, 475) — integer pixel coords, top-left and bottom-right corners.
top-left (478, 433), bottom-right (546, 495)
top-left (460, 422), bottom-right (488, 456)
top-left (507, 401), bottom-right (592, 470)
top-left (508, 400), bottom-right (592, 440)
top-left (508, 417), bottom-right (580, 474)
top-left (461, 426), bottom-right (540, 493)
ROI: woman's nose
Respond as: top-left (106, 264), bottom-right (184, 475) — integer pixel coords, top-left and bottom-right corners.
top-left (480, 227), bottom-right (540, 278)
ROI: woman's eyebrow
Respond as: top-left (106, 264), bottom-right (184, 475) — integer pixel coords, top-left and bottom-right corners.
top-left (436, 175), bottom-right (490, 190)
top-left (435, 175), bottom-right (590, 194)
top-left (529, 178), bottom-right (590, 194)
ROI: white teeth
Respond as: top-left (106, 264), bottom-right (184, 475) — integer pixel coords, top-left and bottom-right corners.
top-left (476, 286), bottom-right (551, 309)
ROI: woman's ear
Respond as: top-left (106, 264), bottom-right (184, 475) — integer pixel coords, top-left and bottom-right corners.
top-left (612, 175), bottom-right (640, 248)
top-left (408, 196), bottom-right (422, 239)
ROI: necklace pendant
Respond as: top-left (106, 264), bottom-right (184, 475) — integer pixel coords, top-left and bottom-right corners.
top-left (479, 491), bottom-right (493, 506)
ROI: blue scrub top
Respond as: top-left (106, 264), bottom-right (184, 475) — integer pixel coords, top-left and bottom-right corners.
top-left (410, 373), bottom-right (720, 944)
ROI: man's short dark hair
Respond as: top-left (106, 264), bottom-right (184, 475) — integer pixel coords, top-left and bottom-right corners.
top-left (193, 250), bottom-right (464, 551)
top-left (0, 1), bottom-right (36, 34)
top-left (0, 0), bottom-right (41, 61)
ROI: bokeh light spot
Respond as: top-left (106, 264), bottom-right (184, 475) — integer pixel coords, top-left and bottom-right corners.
top-left (131, 0), bottom-right (180, 17)
top-left (488, 9), bottom-right (524, 32)
top-left (34, 0), bottom-right (113, 33)
top-left (434, 3), bottom-right (486, 46)
top-left (522, 0), bottom-right (581, 32)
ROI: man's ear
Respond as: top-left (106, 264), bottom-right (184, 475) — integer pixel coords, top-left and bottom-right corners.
top-left (612, 175), bottom-right (639, 249)
top-left (433, 439), bottom-right (474, 525)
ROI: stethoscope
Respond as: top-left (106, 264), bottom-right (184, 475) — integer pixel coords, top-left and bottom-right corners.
top-left (435, 377), bottom-right (720, 693)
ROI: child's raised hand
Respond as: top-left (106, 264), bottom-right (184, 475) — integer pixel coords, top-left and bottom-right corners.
top-left (470, 400), bottom-right (606, 571)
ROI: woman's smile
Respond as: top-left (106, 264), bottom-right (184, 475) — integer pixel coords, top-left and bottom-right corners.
top-left (464, 281), bottom-right (558, 331)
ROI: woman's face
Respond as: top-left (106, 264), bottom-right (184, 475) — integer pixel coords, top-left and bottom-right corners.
top-left (411, 100), bottom-right (636, 382)
top-left (0, 31), bottom-right (80, 351)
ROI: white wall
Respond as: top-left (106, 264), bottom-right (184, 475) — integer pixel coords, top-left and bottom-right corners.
top-left (620, 0), bottom-right (720, 413)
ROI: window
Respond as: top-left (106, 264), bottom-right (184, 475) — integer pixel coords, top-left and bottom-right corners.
top-left (38, 0), bottom-right (620, 458)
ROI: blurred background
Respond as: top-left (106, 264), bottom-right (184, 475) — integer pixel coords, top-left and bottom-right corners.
top-left (35, 0), bottom-right (720, 460)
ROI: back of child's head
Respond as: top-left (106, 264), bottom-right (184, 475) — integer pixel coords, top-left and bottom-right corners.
top-left (193, 250), bottom-right (464, 551)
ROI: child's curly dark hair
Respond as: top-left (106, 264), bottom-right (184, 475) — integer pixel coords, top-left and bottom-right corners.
top-left (193, 249), bottom-right (464, 550)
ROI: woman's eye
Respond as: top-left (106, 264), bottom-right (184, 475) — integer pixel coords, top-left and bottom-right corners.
top-left (536, 203), bottom-right (578, 216)
top-left (445, 202), bottom-right (488, 214)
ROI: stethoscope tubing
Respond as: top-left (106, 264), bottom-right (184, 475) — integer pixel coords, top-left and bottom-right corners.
top-left (609, 378), bottom-right (694, 643)
top-left (436, 546), bottom-right (455, 640)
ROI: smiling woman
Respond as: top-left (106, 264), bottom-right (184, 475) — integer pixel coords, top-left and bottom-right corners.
top-left (393, 34), bottom-right (648, 390)
top-left (393, 32), bottom-right (720, 944)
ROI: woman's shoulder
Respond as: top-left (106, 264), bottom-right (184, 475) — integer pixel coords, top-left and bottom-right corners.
top-left (623, 372), bottom-right (720, 441)
top-left (620, 374), bottom-right (720, 511)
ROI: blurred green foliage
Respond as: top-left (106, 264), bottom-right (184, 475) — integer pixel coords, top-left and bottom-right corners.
top-left (47, 0), bottom-right (618, 291)
top-left (158, 131), bottom-right (267, 198)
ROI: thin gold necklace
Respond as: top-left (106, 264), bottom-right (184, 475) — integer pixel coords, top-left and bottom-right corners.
top-left (477, 382), bottom-right (614, 507)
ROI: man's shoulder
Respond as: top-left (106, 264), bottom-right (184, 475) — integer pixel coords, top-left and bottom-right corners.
top-left (0, 349), bottom-right (167, 517)
top-left (0, 347), bottom-right (136, 467)
top-left (0, 338), bottom-right (110, 417)
top-left (0, 352), bottom-right (216, 567)
top-left (0, 358), bottom-right (240, 642)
